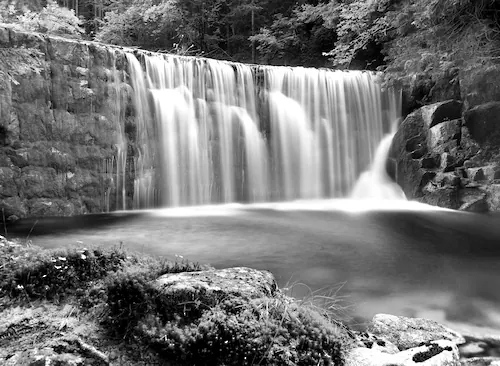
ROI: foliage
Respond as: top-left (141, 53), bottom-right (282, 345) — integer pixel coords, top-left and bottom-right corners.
top-left (290, 0), bottom-right (500, 70)
top-left (250, 6), bottom-right (336, 66)
top-left (383, 0), bottom-right (500, 73)
top-left (139, 296), bottom-right (351, 365)
top-left (14, 0), bottom-right (84, 38)
top-left (102, 257), bottom-right (352, 365)
top-left (95, 0), bottom-right (184, 50)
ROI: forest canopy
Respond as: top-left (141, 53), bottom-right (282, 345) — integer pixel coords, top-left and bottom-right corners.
top-left (1, 0), bottom-right (500, 71)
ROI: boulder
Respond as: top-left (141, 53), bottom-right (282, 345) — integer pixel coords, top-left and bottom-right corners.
top-left (428, 120), bottom-right (462, 150)
top-left (421, 100), bottom-right (463, 129)
top-left (418, 187), bottom-right (460, 209)
top-left (155, 267), bottom-right (278, 300)
top-left (369, 314), bottom-right (465, 350)
top-left (458, 190), bottom-right (488, 213)
top-left (464, 102), bottom-right (500, 152)
top-left (346, 340), bottom-right (460, 366)
top-left (390, 101), bottom-right (464, 199)
top-left (390, 99), bottom-right (500, 211)
top-left (153, 267), bottom-right (279, 321)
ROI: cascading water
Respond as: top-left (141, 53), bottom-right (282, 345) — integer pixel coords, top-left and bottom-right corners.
top-left (124, 53), bottom-right (400, 208)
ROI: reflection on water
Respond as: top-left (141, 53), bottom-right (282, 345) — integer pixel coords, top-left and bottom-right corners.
top-left (7, 199), bottom-right (500, 330)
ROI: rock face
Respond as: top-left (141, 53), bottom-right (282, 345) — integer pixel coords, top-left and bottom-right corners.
top-left (391, 61), bottom-right (500, 211)
top-left (369, 313), bottom-right (465, 350)
top-left (389, 99), bottom-right (500, 211)
top-left (0, 26), bottom-right (133, 220)
top-left (349, 314), bottom-right (500, 366)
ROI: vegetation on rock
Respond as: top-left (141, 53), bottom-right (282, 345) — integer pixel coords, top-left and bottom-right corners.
top-left (0, 236), bottom-right (353, 365)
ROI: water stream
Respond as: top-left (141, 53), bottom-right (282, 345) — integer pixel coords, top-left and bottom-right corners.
top-left (124, 54), bottom-right (399, 207)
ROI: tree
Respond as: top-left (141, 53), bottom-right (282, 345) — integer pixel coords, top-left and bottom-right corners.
top-left (96, 0), bottom-right (184, 50)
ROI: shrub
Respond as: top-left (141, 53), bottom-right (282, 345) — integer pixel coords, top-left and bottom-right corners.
top-left (15, 0), bottom-right (84, 38)
top-left (0, 242), bottom-right (126, 301)
top-left (138, 296), bottom-right (352, 365)
top-left (103, 257), bottom-right (211, 336)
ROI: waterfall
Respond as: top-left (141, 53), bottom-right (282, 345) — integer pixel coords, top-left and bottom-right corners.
top-left (125, 53), bottom-right (399, 208)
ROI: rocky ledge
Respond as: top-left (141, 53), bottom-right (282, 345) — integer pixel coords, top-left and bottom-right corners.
top-left (389, 99), bottom-right (500, 212)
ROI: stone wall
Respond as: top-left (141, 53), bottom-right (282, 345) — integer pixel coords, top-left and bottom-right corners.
top-left (0, 26), bottom-right (133, 221)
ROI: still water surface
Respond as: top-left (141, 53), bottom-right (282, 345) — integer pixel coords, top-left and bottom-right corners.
top-left (7, 199), bottom-right (500, 331)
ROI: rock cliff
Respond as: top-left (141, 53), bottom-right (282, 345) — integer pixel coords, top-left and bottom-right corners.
top-left (0, 26), bottom-right (133, 220)
top-left (390, 66), bottom-right (500, 211)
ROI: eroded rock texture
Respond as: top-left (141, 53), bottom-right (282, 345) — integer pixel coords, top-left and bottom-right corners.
top-left (390, 98), bottom-right (500, 212)
top-left (0, 26), bottom-right (134, 220)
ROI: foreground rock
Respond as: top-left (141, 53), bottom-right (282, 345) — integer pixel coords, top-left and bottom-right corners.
top-left (370, 313), bottom-right (465, 350)
top-left (347, 313), bottom-right (500, 366)
top-left (347, 339), bottom-right (460, 366)
top-left (154, 266), bottom-right (279, 300)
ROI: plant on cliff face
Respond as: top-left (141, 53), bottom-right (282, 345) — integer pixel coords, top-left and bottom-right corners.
top-left (15, 0), bottom-right (84, 38)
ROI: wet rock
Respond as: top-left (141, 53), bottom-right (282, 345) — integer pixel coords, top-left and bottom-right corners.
top-left (467, 168), bottom-right (487, 182)
top-left (390, 101), bottom-right (464, 200)
top-left (428, 120), bottom-right (462, 150)
top-left (419, 187), bottom-right (460, 209)
top-left (369, 314), bottom-right (465, 350)
top-left (421, 100), bottom-right (463, 129)
top-left (346, 340), bottom-right (459, 366)
top-left (458, 191), bottom-right (488, 213)
top-left (390, 98), bottom-right (500, 211)
top-left (464, 102), bottom-right (500, 149)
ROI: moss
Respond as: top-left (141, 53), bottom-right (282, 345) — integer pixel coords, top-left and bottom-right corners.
top-left (134, 296), bottom-right (352, 365)
top-left (0, 243), bottom-right (126, 302)
top-left (1, 238), bottom-right (352, 365)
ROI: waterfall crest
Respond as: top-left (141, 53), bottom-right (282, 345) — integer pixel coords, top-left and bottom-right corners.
top-left (125, 53), bottom-right (400, 208)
